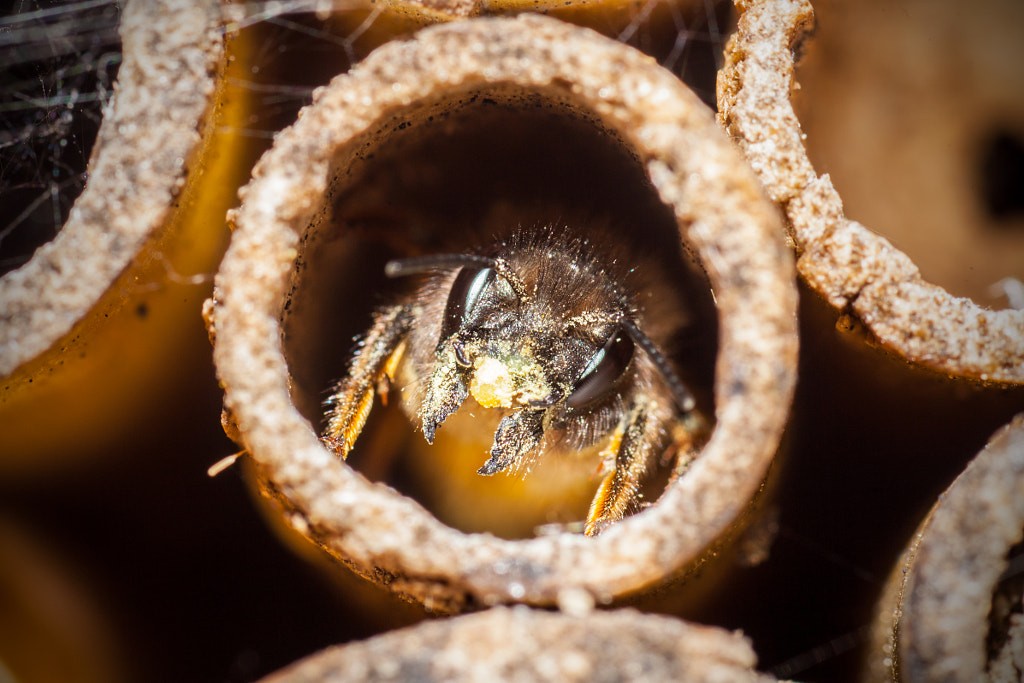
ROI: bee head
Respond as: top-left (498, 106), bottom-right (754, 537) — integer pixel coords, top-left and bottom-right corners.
top-left (432, 258), bottom-right (634, 413)
top-left (386, 236), bottom-right (695, 476)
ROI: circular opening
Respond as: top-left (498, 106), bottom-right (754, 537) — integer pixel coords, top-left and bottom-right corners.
top-left (0, 0), bottom-right (225, 380)
top-left (215, 14), bottom-right (797, 605)
top-left (282, 89), bottom-right (718, 539)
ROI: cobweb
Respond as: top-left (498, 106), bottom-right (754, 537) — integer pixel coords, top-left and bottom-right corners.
top-left (0, 0), bottom-right (730, 276)
top-left (0, 0), bottom-right (121, 276)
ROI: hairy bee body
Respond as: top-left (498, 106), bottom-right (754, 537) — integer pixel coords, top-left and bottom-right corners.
top-left (325, 225), bottom-right (702, 535)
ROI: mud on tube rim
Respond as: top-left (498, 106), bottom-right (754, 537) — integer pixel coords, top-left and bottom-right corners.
top-left (211, 14), bottom-right (798, 609)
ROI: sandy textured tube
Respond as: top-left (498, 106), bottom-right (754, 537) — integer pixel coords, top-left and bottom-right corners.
top-left (0, 0), bottom-right (223, 378)
top-left (259, 606), bottom-right (777, 682)
top-left (717, 0), bottom-right (1024, 383)
top-left (866, 414), bottom-right (1024, 681)
top-left (319, 0), bottom-right (703, 21)
top-left (0, 0), bottom-right (252, 474)
top-left (210, 14), bottom-right (798, 609)
top-left (791, 0), bottom-right (1024, 310)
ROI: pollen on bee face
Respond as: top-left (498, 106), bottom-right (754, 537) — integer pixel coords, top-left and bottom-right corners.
top-left (470, 357), bottom-right (516, 408)
top-left (469, 355), bottom-right (551, 408)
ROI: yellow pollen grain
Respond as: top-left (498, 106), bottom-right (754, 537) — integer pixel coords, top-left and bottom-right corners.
top-left (470, 357), bottom-right (516, 408)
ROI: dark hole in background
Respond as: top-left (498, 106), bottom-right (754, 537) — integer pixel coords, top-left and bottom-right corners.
top-left (0, 0), bottom-right (122, 276)
top-left (987, 538), bottom-right (1024, 666)
top-left (283, 94), bottom-right (719, 537)
top-left (790, 0), bottom-right (1024, 308)
top-left (979, 129), bottom-right (1024, 222)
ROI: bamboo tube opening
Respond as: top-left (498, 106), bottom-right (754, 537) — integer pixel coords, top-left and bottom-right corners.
top-left (0, 0), bottom-right (224, 379)
top-left (282, 87), bottom-right (720, 540)
top-left (211, 14), bottom-right (798, 610)
top-left (717, 0), bottom-right (1024, 383)
top-left (0, 2), bottom-right (121, 279)
top-left (794, 0), bottom-right (1024, 311)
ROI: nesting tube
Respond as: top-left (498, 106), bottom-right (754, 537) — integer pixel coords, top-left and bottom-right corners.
top-left (259, 607), bottom-right (778, 682)
top-left (0, 0), bottom-right (231, 470)
top-left (717, 0), bottom-right (1024, 383)
top-left (354, 0), bottom-right (708, 22)
top-left (210, 14), bottom-right (798, 609)
top-left (0, 0), bottom-right (223, 377)
top-left (788, 0), bottom-right (1024, 311)
top-left (866, 414), bottom-right (1024, 681)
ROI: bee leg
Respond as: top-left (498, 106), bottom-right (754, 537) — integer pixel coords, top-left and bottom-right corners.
top-left (666, 411), bottom-right (711, 479)
top-left (585, 400), bottom-right (662, 536)
top-left (323, 304), bottom-right (412, 458)
top-left (420, 345), bottom-right (470, 444)
top-left (479, 409), bottom-right (545, 475)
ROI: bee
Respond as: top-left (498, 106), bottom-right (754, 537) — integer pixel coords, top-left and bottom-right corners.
top-left (323, 225), bottom-right (704, 536)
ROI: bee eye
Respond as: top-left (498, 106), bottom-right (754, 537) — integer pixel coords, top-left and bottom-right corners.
top-left (441, 265), bottom-right (494, 341)
top-left (566, 328), bottom-right (635, 409)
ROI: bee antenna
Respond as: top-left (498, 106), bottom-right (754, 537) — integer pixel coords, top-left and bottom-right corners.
top-left (619, 317), bottom-right (696, 414)
top-left (385, 254), bottom-right (497, 278)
